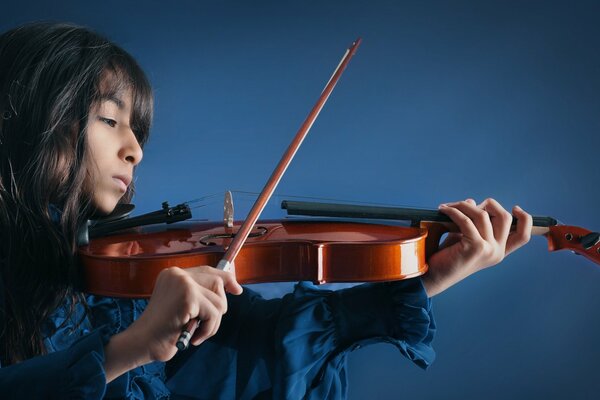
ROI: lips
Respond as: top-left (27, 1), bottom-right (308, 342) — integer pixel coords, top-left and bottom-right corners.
top-left (113, 175), bottom-right (132, 192)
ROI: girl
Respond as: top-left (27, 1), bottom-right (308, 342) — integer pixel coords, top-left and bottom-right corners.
top-left (0, 22), bottom-right (532, 399)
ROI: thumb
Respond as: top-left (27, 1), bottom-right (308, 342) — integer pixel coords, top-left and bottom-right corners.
top-left (221, 271), bottom-right (243, 295)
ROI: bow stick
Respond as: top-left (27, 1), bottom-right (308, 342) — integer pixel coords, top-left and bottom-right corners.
top-left (176, 38), bottom-right (363, 350)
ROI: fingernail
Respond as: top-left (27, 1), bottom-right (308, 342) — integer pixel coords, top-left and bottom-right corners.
top-left (438, 204), bottom-right (447, 208)
top-left (514, 205), bottom-right (522, 211)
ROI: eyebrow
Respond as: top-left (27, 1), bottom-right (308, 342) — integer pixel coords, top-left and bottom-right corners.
top-left (98, 94), bottom-right (124, 109)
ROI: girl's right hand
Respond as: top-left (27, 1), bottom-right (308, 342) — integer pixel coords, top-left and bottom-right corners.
top-left (126, 266), bottom-right (243, 364)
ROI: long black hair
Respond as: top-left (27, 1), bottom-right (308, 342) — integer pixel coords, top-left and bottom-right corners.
top-left (0, 22), bottom-right (153, 364)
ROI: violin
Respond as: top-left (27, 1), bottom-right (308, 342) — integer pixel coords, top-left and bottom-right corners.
top-left (78, 196), bottom-right (600, 298)
top-left (78, 37), bottom-right (600, 303)
top-left (80, 216), bottom-right (428, 298)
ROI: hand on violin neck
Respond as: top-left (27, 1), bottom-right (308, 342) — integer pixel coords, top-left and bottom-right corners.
top-left (422, 198), bottom-right (532, 297)
top-left (107, 265), bottom-right (242, 374)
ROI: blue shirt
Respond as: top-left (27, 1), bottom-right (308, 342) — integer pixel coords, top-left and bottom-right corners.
top-left (0, 278), bottom-right (435, 399)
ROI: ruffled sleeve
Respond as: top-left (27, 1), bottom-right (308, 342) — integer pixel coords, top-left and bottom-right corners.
top-left (0, 327), bottom-right (109, 399)
top-left (86, 295), bottom-right (169, 399)
top-left (166, 277), bottom-right (435, 400)
top-left (37, 294), bottom-right (169, 399)
top-left (274, 278), bottom-right (436, 399)
top-left (0, 274), bottom-right (110, 399)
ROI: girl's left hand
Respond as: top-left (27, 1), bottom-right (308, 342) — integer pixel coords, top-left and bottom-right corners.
top-left (422, 198), bottom-right (533, 297)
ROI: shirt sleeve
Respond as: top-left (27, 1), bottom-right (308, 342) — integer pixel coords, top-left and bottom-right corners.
top-left (0, 327), bottom-right (108, 399)
top-left (86, 296), bottom-right (169, 400)
top-left (166, 277), bottom-right (436, 400)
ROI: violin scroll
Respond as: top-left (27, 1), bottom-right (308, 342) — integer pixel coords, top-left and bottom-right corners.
top-left (546, 225), bottom-right (600, 265)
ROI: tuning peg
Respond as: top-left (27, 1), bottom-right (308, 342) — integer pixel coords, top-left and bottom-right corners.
top-left (580, 232), bottom-right (600, 250)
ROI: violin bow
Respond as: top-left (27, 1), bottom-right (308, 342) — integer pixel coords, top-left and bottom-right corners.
top-left (176, 38), bottom-right (362, 350)
top-left (215, 38), bottom-right (362, 272)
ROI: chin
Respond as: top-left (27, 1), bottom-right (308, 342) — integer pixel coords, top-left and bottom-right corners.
top-left (92, 196), bottom-right (120, 216)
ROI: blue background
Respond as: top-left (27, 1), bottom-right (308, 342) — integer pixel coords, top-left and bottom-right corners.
top-left (3, 1), bottom-right (600, 398)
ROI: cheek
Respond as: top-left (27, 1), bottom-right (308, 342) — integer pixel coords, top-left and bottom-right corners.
top-left (85, 131), bottom-right (113, 181)
top-left (86, 119), bottom-right (114, 164)
top-left (82, 146), bottom-right (105, 201)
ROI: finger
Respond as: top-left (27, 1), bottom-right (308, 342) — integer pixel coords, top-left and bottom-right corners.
top-left (189, 266), bottom-right (244, 295)
top-left (454, 200), bottom-right (495, 241)
top-left (190, 312), bottom-right (219, 346)
top-left (193, 282), bottom-right (227, 339)
top-left (191, 313), bottom-right (222, 345)
top-left (440, 200), bottom-right (494, 241)
top-left (218, 270), bottom-right (243, 295)
top-left (505, 205), bottom-right (532, 256)
top-left (181, 281), bottom-right (226, 319)
top-left (196, 284), bottom-right (227, 315)
top-left (194, 312), bottom-right (222, 345)
top-left (189, 293), bottom-right (224, 345)
top-left (478, 198), bottom-right (512, 243)
top-left (185, 266), bottom-right (235, 296)
top-left (214, 279), bottom-right (227, 314)
top-left (438, 203), bottom-right (481, 240)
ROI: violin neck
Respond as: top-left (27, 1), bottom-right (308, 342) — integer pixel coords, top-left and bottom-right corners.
top-left (281, 200), bottom-right (557, 235)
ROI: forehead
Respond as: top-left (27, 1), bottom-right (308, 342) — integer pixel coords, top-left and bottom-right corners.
top-left (96, 89), bottom-right (133, 112)
top-left (96, 69), bottom-right (133, 109)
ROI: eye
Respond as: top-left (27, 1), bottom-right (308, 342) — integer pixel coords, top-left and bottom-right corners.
top-left (99, 117), bottom-right (117, 128)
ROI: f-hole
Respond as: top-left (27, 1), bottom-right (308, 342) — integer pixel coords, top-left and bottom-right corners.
top-left (199, 226), bottom-right (268, 246)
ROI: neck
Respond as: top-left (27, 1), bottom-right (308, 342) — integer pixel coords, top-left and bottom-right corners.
top-left (281, 200), bottom-right (557, 235)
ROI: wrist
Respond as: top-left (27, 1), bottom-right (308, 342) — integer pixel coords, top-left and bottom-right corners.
top-left (422, 260), bottom-right (476, 297)
top-left (103, 324), bottom-right (151, 382)
top-left (421, 270), bottom-right (440, 298)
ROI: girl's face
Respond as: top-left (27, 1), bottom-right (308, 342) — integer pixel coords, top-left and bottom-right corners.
top-left (86, 88), bottom-right (143, 214)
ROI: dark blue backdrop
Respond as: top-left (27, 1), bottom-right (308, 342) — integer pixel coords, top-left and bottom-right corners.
top-left (3, 1), bottom-right (600, 398)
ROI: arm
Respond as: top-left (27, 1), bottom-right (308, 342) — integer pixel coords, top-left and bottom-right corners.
top-left (422, 198), bottom-right (533, 297)
top-left (103, 328), bottom-right (147, 383)
top-left (0, 264), bottom-right (241, 399)
top-left (165, 278), bottom-right (436, 400)
top-left (103, 265), bottom-right (242, 382)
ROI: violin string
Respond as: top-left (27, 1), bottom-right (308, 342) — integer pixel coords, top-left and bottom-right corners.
top-left (184, 193), bottom-right (223, 205)
top-left (187, 200), bottom-right (225, 210)
top-left (177, 190), bottom-right (433, 211)
top-left (169, 191), bottom-right (552, 224)
top-left (187, 204), bottom-right (208, 210)
top-left (229, 190), bottom-right (432, 209)
top-left (182, 193), bottom-right (558, 227)
top-left (179, 192), bottom-right (557, 226)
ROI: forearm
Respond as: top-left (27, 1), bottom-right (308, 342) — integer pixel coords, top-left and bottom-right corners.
top-left (103, 326), bottom-right (150, 383)
top-left (421, 263), bottom-right (475, 297)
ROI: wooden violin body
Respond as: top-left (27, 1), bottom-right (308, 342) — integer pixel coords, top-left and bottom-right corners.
top-left (79, 219), bottom-right (430, 298)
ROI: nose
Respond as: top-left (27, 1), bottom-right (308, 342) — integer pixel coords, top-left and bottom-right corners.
top-left (120, 128), bottom-right (144, 166)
